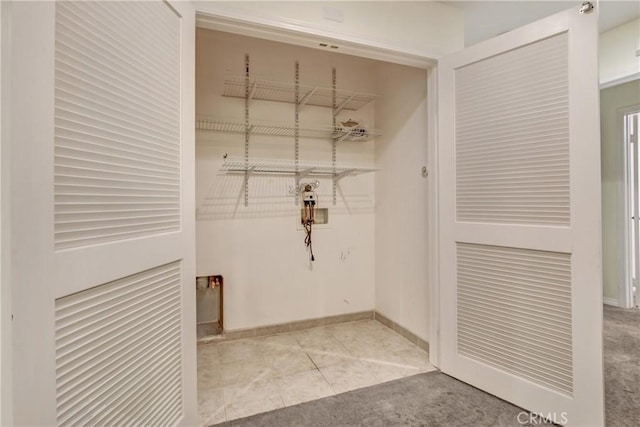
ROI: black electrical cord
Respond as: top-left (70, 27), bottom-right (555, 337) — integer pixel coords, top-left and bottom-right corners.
top-left (304, 220), bottom-right (315, 262)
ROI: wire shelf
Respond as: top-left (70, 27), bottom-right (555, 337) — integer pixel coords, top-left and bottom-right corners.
top-left (221, 156), bottom-right (377, 177)
top-left (196, 118), bottom-right (381, 142)
top-left (223, 77), bottom-right (377, 111)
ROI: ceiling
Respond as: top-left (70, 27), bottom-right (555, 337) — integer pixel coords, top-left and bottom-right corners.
top-left (441, 0), bottom-right (640, 46)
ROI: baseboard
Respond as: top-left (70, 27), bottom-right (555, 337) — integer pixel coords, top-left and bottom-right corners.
top-left (603, 297), bottom-right (619, 307)
top-left (198, 310), bottom-right (375, 343)
top-left (197, 309), bottom-right (431, 355)
top-left (374, 311), bottom-right (429, 353)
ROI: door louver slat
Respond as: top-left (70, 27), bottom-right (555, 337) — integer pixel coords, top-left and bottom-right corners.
top-left (456, 243), bottom-right (573, 396)
top-left (55, 261), bottom-right (183, 426)
top-left (455, 33), bottom-right (569, 226)
top-left (54, 1), bottom-right (181, 250)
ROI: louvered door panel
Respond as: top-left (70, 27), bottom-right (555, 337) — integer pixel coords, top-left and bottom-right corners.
top-left (9, 0), bottom-right (195, 424)
top-left (455, 33), bottom-right (569, 226)
top-left (456, 243), bottom-right (573, 395)
top-left (55, 261), bottom-right (183, 426)
top-left (54, 1), bottom-right (181, 249)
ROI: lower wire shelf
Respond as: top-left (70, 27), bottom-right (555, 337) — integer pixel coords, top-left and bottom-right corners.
top-left (220, 156), bottom-right (377, 178)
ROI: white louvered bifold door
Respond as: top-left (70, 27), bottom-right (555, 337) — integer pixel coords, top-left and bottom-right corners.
top-left (8, 1), bottom-right (197, 425)
top-left (437, 6), bottom-right (603, 427)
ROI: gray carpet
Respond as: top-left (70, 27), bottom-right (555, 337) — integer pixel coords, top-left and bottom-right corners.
top-left (215, 306), bottom-right (639, 427)
top-left (217, 371), bottom-right (550, 427)
top-left (604, 305), bottom-right (640, 427)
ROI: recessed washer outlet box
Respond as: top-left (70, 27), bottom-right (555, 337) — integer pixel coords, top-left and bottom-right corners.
top-left (300, 208), bottom-right (329, 225)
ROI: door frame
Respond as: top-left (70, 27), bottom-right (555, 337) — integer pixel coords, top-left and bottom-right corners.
top-left (621, 103), bottom-right (640, 309)
top-left (0, 1), bottom-right (12, 424)
top-left (192, 7), bottom-right (444, 367)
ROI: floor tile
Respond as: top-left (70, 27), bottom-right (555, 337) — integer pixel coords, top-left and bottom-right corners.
top-left (378, 333), bottom-right (417, 352)
top-left (307, 348), bottom-right (356, 369)
top-left (198, 363), bottom-right (223, 391)
top-left (267, 349), bottom-right (317, 376)
top-left (294, 327), bottom-right (337, 348)
top-left (222, 377), bottom-right (280, 403)
top-left (198, 387), bottom-right (226, 426)
top-left (197, 343), bottom-right (220, 367)
top-left (197, 319), bottom-right (434, 423)
top-left (343, 339), bottom-right (405, 360)
top-left (200, 358), bottom-right (276, 389)
top-left (319, 360), bottom-right (378, 394)
top-left (223, 381), bottom-right (284, 421)
top-left (277, 369), bottom-right (335, 406)
top-left (305, 339), bottom-right (355, 368)
top-left (216, 339), bottom-right (263, 364)
top-left (227, 358), bottom-right (277, 387)
top-left (361, 358), bottom-right (421, 383)
top-left (396, 347), bottom-right (436, 372)
top-left (334, 324), bottom-right (387, 342)
top-left (254, 333), bottom-right (302, 354)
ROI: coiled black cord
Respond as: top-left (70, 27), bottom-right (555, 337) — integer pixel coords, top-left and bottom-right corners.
top-left (304, 221), bottom-right (315, 262)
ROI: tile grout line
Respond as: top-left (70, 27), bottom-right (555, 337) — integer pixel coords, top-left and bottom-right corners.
top-left (305, 349), bottom-right (321, 370)
top-left (272, 374), bottom-right (287, 410)
top-left (220, 384), bottom-right (228, 424)
top-left (317, 365), bottom-right (338, 395)
top-left (328, 330), bottom-right (381, 385)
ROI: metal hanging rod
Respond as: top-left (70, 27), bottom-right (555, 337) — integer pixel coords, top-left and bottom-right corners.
top-left (221, 156), bottom-right (376, 177)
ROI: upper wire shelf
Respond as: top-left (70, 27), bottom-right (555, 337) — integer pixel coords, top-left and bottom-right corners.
top-left (223, 77), bottom-right (377, 112)
top-left (196, 117), bottom-right (381, 142)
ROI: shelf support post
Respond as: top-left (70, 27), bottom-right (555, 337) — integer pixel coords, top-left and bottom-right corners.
top-left (244, 54), bottom-right (250, 207)
top-left (332, 67), bottom-right (337, 205)
top-left (295, 61), bottom-right (300, 205)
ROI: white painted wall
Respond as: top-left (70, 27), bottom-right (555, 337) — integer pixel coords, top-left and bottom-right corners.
top-left (601, 80), bottom-right (640, 305)
top-left (194, 1), bottom-right (463, 59)
top-left (600, 18), bottom-right (640, 86)
top-left (196, 29), bottom-right (377, 330)
top-left (374, 63), bottom-right (430, 341)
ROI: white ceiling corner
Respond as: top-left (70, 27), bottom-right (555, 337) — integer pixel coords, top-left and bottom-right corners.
top-left (440, 0), bottom-right (640, 46)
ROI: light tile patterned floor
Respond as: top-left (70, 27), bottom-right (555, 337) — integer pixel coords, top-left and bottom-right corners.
top-left (197, 320), bottom-right (437, 425)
